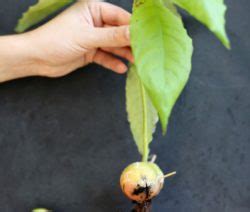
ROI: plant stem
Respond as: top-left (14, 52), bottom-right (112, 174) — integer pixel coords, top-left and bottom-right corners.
top-left (141, 84), bottom-right (149, 162)
top-left (132, 201), bottom-right (152, 212)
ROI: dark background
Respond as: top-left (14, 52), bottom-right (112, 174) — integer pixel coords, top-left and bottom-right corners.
top-left (0, 0), bottom-right (249, 211)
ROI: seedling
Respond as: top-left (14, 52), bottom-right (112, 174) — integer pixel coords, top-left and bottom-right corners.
top-left (16, 0), bottom-right (230, 211)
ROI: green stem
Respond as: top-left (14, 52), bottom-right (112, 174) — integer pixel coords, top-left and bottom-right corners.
top-left (141, 83), bottom-right (149, 162)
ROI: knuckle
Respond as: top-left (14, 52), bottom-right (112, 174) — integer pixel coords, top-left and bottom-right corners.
top-left (112, 28), bottom-right (121, 41)
top-left (112, 27), bottom-right (128, 43)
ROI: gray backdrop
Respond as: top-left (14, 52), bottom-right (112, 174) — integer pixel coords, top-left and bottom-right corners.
top-left (0, 0), bottom-right (249, 211)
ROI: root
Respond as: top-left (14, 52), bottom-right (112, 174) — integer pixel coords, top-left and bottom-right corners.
top-left (164, 171), bottom-right (177, 179)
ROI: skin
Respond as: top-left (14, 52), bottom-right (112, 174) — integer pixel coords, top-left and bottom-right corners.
top-left (0, 1), bottom-right (133, 83)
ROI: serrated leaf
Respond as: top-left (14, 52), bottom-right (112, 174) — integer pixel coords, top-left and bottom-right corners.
top-left (173, 0), bottom-right (230, 49)
top-left (131, 0), bottom-right (193, 134)
top-left (126, 65), bottom-right (159, 161)
top-left (15, 0), bottom-right (74, 33)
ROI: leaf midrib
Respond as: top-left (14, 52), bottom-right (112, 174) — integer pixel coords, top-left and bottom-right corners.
top-left (140, 74), bottom-right (149, 162)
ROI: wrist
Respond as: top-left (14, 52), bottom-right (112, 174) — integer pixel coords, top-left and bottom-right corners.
top-left (0, 33), bottom-right (41, 82)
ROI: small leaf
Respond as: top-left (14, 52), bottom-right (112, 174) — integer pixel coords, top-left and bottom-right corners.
top-left (173, 0), bottom-right (230, 48)
top-left (126, 65), bottom-right (159, 161)
top-left (32, 209), bottom-right (51, 212)
top-left (15, 0), bottom-right (74, 33)
top-left (131, 0), bottom-right (193, 134)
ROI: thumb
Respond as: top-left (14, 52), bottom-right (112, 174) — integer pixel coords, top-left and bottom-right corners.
top-left (90, 25), bottom-right (130, 48)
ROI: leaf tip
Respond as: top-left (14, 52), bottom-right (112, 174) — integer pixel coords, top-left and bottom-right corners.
top-left (221, 36), bottom-right (231, 50)
top-left (224, 39), bottom-right (231, 50)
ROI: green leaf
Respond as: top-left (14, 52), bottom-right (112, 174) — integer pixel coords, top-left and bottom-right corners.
top-left (15, 0), bottom-right (74, 33)
top-left (126, 65), bottom-right (159, 161)
top-left (131, 0), bottom-right (193, 134)
top-left (163, 0), bottom-right (180, 17)
top-left (173, 0), bottom-right (230, 48)
top-left (32, 209), bottom-right (51, 212)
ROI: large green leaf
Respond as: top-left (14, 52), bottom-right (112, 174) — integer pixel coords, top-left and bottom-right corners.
top-left (126, 65), bottom-right (158, 161)
top-left (173, 0), bottom-right (230, 48)
top-left (15, 0), bottom-right (74, 33)
top-left (131, 0), bottom-right (193, 134)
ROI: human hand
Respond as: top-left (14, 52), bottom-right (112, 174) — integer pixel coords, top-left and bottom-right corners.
top-left (27, 1), bottom-right (133, 77)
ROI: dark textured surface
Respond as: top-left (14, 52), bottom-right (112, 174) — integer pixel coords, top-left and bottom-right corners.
top-left (0, 0), bottom-right (250, 211)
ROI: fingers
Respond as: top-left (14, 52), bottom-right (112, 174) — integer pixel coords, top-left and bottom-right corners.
top-left (90, 25), bottom-right (130, 48)
top-left (93, 50), bottom-right (128, 74)
top-left (102, 47), bottom-right (134, 63)
top-left (91, 2), bottom-right (131, 26)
